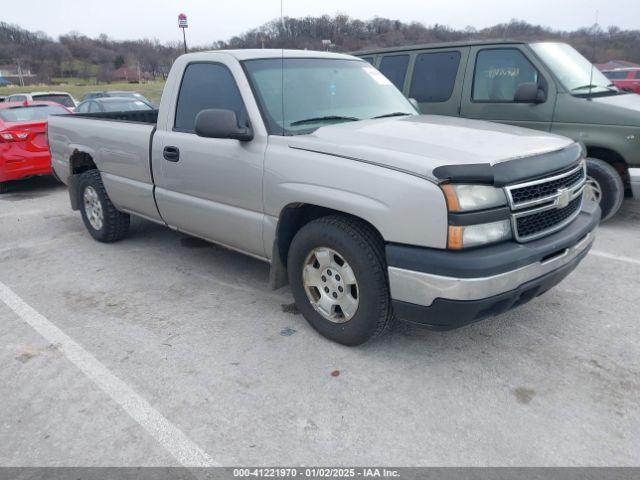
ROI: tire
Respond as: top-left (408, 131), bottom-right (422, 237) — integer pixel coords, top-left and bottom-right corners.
top-left (585, 158), bottom-right (624, 222)
top-left (0, 182), bottom-right (8, 194)
top-left (78, 169), bottom-right (130, 242)
top-left (288, 215), bottom-right (392, 346)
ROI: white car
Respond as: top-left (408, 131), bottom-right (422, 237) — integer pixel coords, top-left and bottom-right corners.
top-left (5, 91), bottom-right (77, 111)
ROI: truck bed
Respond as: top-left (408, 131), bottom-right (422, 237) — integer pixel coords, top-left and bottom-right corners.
top-left (70, 109), bottom-right (159, 124)
top-left (48, 110), bottom-right (162, 222)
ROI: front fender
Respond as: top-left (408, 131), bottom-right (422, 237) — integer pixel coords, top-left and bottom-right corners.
top-left (551, 123), bottom-right (640, 168)
top-left (263, 143), bottom-right (448, 252)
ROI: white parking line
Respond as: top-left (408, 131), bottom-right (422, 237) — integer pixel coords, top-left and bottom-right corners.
top-left (0, 280), bottom-right (217, 467)
top-left (590, 250), bottom-right (640, 266)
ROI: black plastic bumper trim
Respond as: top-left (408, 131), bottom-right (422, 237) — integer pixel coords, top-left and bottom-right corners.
top-left (386, 202), bottom-right (600, 279)
top-left (392, 243), bottom-right (591, 330)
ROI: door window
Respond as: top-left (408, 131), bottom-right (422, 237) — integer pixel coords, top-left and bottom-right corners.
top-left (174, 63), bottom-right (247, 132)
top-left (361, 57), bottom-right (375, 65)
top-left (379, 55), bottom-right (410, 91)
top-left (409, 51), bottom-right (461, 103)
top-left (473, 49), bottom-right (539, 102)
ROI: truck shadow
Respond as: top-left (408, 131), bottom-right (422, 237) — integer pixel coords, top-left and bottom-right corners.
top-left (118, 218), bottom-right (563, 352)
top-left (0, 176), bottom-right (65, 201)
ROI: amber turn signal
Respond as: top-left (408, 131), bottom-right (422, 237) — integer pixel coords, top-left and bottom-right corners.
top-left (448, 225), bottom-right (464, 250)
top-left (440, 184), bottom-right (461, 212)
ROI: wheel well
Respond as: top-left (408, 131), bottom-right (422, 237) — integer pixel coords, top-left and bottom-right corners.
top-left (586, 147), bottom-right (630, 189)
top-left (69, 151), bottom-right (97, 175)
top-left (275, 204), bottom-right (383, 269)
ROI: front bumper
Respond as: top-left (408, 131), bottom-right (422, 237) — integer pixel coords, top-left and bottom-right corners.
top-left (630, 168), bottom-right (640, 199)
top-left (387, 202), bottom-right (600, 330)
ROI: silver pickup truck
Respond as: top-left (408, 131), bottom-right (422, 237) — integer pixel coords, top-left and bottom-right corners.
top-left (49, 50), bottom-right (600, 345)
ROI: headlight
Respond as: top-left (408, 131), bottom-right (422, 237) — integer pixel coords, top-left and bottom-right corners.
top-left (441, 183), bottom-right (512, 249)
top-left (448, 220), bottom-right (512, 250)
top-left (441, 184), bottom-right (507, 212)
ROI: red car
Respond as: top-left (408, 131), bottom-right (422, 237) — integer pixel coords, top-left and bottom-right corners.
top-left (0, 101), bottom-right (71, 193)
top-left (602, 68), bottom-right (640, 94)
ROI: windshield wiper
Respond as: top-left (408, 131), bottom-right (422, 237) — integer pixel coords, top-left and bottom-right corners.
top-left (371, 112), bottom-right (414, 119)
top-left (289, 115), bottom-right (359, 126)
top-left (571, 84), bottom-right (617, 92)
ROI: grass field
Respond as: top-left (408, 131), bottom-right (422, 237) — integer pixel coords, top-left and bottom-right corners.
top-left (0, 81), bottom-right (166, 104)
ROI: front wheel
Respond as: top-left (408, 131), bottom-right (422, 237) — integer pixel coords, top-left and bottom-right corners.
top-left (288, 216), bottom-right (393, 346)
top-left (78, 169), bottom-right (130, 242)
top-left (585, 158), bottom-right (624, 222)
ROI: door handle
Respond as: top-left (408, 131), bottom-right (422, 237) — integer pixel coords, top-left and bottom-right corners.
top-left (163, 146), bottom-right (180, 162)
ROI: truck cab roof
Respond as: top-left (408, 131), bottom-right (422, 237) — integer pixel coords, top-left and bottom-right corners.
top-left (187, 49), bottom-right (360, 61)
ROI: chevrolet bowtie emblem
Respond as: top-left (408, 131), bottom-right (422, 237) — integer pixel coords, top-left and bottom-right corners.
top-left (556, 188), bottom-right (572, 209)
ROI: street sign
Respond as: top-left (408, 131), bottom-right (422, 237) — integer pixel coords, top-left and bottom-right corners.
top-left (178, 13), bottom-right (188, 28)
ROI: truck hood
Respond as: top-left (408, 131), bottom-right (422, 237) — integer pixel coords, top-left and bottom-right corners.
top-left (592, 92), bottom-right (640, 125)
top-left (593, 92), bottom-right (640, 110)
top-left (288, 115), bottom-right (574, 180)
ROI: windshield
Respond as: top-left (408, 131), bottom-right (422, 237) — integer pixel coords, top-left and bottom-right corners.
top-left (0, 105), bottom-right (69, 122)
top-left (32, 94), bottom-right (76, 108)
top-left (530, 42), bottom-right (614, 95)
top-left (102, 99), bottom-right (152, 112)
top-left (243, 58), bottom-right (416, 135)
top-left (111, 92), bottom-right (146, 101)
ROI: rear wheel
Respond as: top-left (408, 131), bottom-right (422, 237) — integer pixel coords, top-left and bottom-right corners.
top-left (288, 215), bottom-right (392, 346)
top-left (585, 158), bottom-right (624, 222)
top-left (78, 169), bottom-right (130, 242)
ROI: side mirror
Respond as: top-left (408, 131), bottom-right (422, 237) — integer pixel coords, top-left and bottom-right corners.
top-left (514, 83), bottom-right (547, 104)
top-left (195, 109), bottom-right (253, 141)
top-left (408, 98), bottom-right (420, 111)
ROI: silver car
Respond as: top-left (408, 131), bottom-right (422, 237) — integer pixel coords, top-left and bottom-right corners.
top-left (48, 50), bottom-right (600, 345)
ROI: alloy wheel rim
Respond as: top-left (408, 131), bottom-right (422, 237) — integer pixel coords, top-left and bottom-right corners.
top-left (302, 247), bottom-right (359, 323)
top-left (584, 176), bottom-right (603, 204)
top-left (83, 186), bottom-right (104, 230)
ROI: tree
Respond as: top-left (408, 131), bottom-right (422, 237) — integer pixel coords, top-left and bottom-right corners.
top-left (2, 17), bottom-right (640, 84)
top-left (114, 55), bottom-right (125, 69)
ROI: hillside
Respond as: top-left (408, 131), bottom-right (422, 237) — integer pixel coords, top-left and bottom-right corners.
top-left (1, 15), bottom-right (639, 84)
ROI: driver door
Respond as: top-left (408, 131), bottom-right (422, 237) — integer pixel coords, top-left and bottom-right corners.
top-left (460, 45), bottom-right (556, 131)
top-left (152, 62), bottom-right (266, 257)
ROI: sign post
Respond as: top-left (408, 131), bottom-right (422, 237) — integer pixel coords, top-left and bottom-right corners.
top-left (178, 13), bottom-right (188, 54)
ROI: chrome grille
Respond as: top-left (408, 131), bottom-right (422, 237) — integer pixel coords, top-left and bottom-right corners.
top-left (510, 168), bottom-right (584, 205)
top-left (505, 162), bottom-right (586, 242)
top-left (516, 196), bottom-right (582, 239)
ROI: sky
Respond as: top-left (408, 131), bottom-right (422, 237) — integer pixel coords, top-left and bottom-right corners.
top-left (2, 0), bottom-right (639, 45)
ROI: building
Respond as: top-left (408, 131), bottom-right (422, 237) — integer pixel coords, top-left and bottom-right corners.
top-left (0, 65), bottom-right (38, 86)
top-left (110, 66), bottom-right (152, 83)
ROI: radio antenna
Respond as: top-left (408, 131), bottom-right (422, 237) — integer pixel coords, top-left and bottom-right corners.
top-left (588, 10), bottom-right (599, 100)
top-left (280, 0), bottom-right (286, 135)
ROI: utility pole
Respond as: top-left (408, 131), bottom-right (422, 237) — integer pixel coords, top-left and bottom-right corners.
top-left (178, 13), bottom-right (188, 54)
top-left (16, 60), bottom-right (25, 87)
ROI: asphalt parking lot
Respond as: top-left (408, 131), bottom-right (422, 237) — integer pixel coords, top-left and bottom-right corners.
top-left (1, 176), bottom-right (639, 467)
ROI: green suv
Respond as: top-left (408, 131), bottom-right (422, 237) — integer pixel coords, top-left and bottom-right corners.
top-left (357, 40), bottom-right (640, 220)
